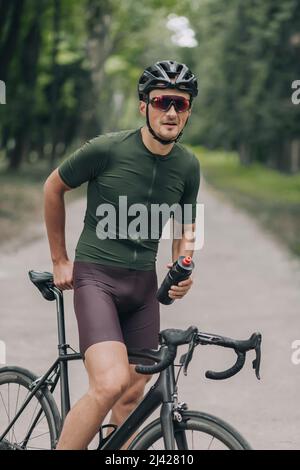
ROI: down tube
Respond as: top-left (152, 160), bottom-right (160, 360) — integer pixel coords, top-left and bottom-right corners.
top-left (101, 381), bottom-right (162, 450)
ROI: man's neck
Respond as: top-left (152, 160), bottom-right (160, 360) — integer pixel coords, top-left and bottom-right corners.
top-left (141, 126), bottom-right (175, 156)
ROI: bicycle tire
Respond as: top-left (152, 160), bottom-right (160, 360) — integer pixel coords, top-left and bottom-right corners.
top-left (0, 366), bottom-right (61, 450)
top-left (128, 410), bottom-right (251, 450)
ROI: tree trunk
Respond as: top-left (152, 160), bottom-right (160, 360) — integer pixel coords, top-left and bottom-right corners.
top-left (238, 142), bottom-right (252, 166)
top-left (49, 0), bottom-right (61, 170)
top-left (6, 2), bottom-right (45, 171)
top-left (8, 128), bottom-right (28, 170)
top-left (83, 0), bottom-right (117, 135)
top-left (287, 139), bottom-right (300, 173)
top-left (0, 0), bottom-right (25, 82)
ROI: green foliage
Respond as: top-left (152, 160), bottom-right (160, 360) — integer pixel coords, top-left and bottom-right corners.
top-left (189, 0), bottom-right (300, 168)
top-left (195, 145), bottom-right (300, 256)
top-left (195, 146), bottom-right (300, 204)
top-left (1, 0), bottom-right (299, 173)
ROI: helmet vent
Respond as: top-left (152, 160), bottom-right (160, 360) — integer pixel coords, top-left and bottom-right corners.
top-left (151, 70), bottom-right (162, 78)
top-left (184, 71), bottom-right (192, 80)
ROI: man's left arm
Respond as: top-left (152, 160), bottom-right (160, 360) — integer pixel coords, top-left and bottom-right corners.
top-left (167, 154), bottom-right (200, 300)
top-left (167, 222), bottom-right (196, 300)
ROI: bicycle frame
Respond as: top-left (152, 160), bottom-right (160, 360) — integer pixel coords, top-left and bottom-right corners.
top-left (100, 355), bottom-right (178, 450)
top-left (1, 286), bottom-right (180, 450)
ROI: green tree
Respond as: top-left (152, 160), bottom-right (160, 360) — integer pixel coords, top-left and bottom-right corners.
top-left (189, 0), bottom-right (300, 172)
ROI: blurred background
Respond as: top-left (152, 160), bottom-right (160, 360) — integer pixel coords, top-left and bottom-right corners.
top-left (1, 0), bottom-right (300, 255)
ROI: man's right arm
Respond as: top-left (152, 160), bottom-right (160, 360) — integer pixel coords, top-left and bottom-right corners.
top-left (43, 169), bottom-right (74, 290)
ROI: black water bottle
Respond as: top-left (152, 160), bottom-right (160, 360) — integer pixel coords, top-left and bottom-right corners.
top-left (156, 256), bottom-right (195, 305)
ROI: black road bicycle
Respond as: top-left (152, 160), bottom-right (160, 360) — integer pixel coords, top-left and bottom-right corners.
top-left (0, 270), bottom-right (262, 450)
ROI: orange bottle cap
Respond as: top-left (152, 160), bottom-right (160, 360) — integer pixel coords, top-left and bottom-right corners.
top-left (182, 256), bottom-right (192, 266)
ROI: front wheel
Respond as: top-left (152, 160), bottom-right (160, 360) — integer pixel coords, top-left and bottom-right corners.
top-left (128, 410), bottom-right (251, 450)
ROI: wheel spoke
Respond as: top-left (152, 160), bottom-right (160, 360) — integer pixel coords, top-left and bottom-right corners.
top-left (207, 435), bottom-right (214, 450)
top-left (25, 430), bottom-right (50, 441)
top-left (0, 384), bottom-right (19, 444)
top-left (12, 384), bottom-right (21, 445)
top-left (8, 383), bottom-right (10, 441)
top-left (0, 388), bottom-right (9, 420)
top-left (16, 430), bottom-right (50, 446)
top-left (35, 413), bottom-right (47, 427)
top-left (25, 398), bottom-right (40, 437)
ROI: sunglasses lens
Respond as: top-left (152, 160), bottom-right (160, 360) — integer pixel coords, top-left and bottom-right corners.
top-left (174, 97), bottom-right (190, 112)
top-left (151, 96), bottom-right (171, 111)
top-left (151, 96), bottom-right (190, 112)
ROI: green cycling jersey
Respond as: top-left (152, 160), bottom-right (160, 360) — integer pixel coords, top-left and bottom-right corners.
top-left (58, 128), bottom-right (200, 270)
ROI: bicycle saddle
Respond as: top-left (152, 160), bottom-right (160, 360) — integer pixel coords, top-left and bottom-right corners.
top-left (28, 270), bottom-right (56, 301)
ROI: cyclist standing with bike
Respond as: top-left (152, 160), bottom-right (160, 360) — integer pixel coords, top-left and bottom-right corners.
top-left (43, 60), bottom-right (200, 450)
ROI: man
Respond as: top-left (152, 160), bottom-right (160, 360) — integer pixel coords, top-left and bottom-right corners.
top-left (44, 60), bottom-right (200, 450)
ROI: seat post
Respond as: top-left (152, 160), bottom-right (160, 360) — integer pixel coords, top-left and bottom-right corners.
top-left (52, 287), bottom-right (71, 419)
top-left (52, 287), bottom-right (67, 353)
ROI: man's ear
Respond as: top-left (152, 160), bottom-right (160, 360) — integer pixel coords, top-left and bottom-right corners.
top-left (139, 100), bottom-right (147, 116)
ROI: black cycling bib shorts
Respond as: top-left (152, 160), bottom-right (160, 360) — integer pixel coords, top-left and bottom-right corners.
top-left (73, 261), bottom-right (160, 365)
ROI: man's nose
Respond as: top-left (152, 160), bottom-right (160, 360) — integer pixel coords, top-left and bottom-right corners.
top-left (166, 105), bottom-right (177, 117)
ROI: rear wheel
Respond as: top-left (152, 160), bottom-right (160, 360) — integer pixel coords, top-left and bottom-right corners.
top-left (128, 410), bottom-right (251, 450)
top-left (0, 367), bottom-right (61, 450)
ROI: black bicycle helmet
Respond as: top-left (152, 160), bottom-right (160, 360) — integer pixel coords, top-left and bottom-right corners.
top-left (138, 60), bottom-right (198, 145)
top-left (138, 60), bottom-right (198, 101)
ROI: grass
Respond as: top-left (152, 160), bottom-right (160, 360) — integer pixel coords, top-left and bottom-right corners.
top-left (0, 161), bottom-right (85, 249)
top-left (192, 146), bottom-right (300, 257)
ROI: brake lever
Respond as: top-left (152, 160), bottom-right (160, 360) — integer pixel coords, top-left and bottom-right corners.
top-left (180, 339), bottom-right (196, 376)
top-left (252, 333), bottom-right (262, 380)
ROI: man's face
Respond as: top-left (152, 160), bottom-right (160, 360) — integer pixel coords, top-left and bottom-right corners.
top-left (139, 88), bottom-right (192, 142)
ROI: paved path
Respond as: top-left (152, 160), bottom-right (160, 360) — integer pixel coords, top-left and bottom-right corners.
top-left (1, 181), bottom-right (300, 449)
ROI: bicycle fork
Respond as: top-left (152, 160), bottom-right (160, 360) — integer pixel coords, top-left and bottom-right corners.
top-left (159, 364), bottom-right (189, 450)
top-left (160, 402), bottom-right (176, 449)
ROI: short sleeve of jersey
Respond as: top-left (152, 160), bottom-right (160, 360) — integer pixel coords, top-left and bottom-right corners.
top-left (176, 155), bottom-right (200, 224)
top-left (58, 135), bottom-right (110, 188)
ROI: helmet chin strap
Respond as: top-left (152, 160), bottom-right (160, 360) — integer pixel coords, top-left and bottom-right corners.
top-left (146, 104), bottom-right (184, 145)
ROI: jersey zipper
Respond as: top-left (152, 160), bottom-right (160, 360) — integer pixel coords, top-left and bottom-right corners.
top-left (147, 158), bottom-right (158, 201)
top-left (133, 158), bottom-right (158, 264)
